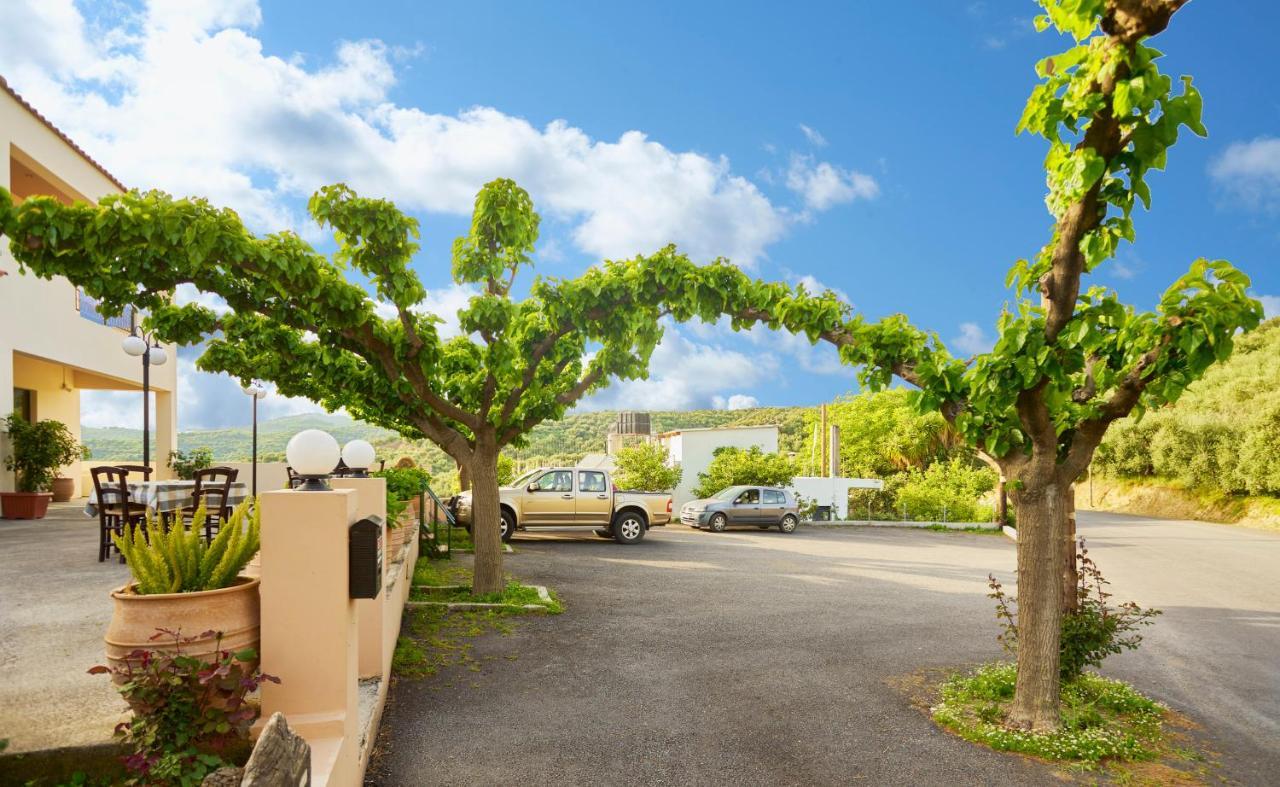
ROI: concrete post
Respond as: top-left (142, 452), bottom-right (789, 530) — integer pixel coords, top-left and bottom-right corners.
top-left (154, 388), bottom-right (176, 480)
top-left (331, 477), bottom-right (388, 680)
top-left (0, 347), bottom-right (13, 492)
top-left (258, 488), bottom-right (359, 787)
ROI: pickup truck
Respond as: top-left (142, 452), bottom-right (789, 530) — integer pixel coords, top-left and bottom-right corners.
top-left (451, 467), bottom-right (673, 544)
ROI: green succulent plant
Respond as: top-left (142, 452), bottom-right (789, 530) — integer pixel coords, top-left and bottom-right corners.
top-left (114, 500), bottom-right (260, 594)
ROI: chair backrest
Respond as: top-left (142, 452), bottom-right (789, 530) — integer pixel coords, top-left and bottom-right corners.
top-left (90, 466), bottom-right (130, 509)
top-left (115, 464), bottom-right (153, 480)
top-left (286, 466), bottom-right (303, 489)
top-left (192, 466), bottom-right (237, 511)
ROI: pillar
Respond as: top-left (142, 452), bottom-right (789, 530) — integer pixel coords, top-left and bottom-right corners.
top-left (0, 348), bottom-right (12, 492)
top-left (258, 488), bottom-right (360, 787)
top-left (331, 477), bottom-right (388, 680)
top-left (154, 388), bottom-right (176, 479)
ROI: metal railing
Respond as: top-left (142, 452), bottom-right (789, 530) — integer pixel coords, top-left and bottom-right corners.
top-left (75, 288), bottom-right (139, 331)
top-left (419, 484), bottom-right (455, 560)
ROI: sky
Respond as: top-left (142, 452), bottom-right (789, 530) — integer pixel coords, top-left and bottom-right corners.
top-left (1, 0), bottom-right (1277, 431)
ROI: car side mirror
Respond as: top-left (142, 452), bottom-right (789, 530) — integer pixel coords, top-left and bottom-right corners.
top-left (527, 484), bottom-right (538, 493)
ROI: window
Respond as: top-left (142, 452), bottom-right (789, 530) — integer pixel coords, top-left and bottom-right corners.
top-left (735, 488), bottom-right (760, 505)
top-left (532, 470), bottom-right (573, 492)
top-left (579, 471), bottom-right (607, 493)
top-left (12, 388), bottom-right (34, 423)
top-left (763, 489), bottom-right (785, 505)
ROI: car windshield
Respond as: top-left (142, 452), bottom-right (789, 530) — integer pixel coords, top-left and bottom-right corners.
top-left (712, 486), bottom-right (748, 501)
top-left (508, 468), bottom-right (543, 488)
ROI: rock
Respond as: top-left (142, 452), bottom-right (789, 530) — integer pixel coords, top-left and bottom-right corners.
top-left (202, 766), bottom-right (245, 786)
top-left (240, 712), bottom-right (310, 787)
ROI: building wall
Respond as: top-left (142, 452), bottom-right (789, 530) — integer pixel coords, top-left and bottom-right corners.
top-left (660, 426), bottom-right (779, 507)
top-left (1, 89), bottom-right (178, 494)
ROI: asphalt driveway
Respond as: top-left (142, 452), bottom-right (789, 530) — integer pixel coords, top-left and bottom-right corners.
top-left (369, 514), bottom-right (1279, 785)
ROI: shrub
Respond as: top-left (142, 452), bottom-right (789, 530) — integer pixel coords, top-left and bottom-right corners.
top-left (167, 448), bottom-right (214, 481)
top-left (89, 628), bottom-right (278, 785)
top-left (2, 412), bottom-right (87, 492)
top-left (373, 466), bottom-right (432, 525)
top-left (692, 446), bottom-right (797, 498)
top-left (892, 458), bottom-right (996, 521)
top-left (613, 442), bottom-right (682, 491)
top-left (988, 539), bottom-right (1161, 681)
top-left (114, 501), bottom-right (260, 594)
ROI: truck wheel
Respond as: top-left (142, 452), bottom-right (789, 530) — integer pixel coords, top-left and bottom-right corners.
top-left (499, 510), bottom-right (516, 542)
top-left (593, 528), bottom-right (613, 539)
top-left (707, 513), bottom-right (728, 533)
top-left (612, 512), bottom-right (646, 544)
top-left (779, 514), bottom-right (799, 534)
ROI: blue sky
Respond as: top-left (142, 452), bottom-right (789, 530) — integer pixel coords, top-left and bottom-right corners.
top-left (2, 0), bottom-right (1277, 429)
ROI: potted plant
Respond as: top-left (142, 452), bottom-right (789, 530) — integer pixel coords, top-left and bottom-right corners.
top-left (1, 412), bottom-right (86, 519)
top-left (104, 500), bottom-right (261, 675)
top-left (374, 466), bottom-right (431, 559)
top-left (168, 447), bottom-right (214, 480)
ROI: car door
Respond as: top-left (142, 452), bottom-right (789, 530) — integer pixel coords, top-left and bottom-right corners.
top-left (730, 487), bottom-right (762, 524)
top-left (760, 489), bottom-right (785, 524)
top-left (576, 470), bottom-right (611, 525)
top-left (523, 470), bottom-right (575, 524)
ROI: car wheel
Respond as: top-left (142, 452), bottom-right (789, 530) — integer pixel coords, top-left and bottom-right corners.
top-left (499, 510), bottom-right (516, 542)
top-left (593, 528), bottom-right (613, 539)
top-left (779, 514), bottom-right (799, 534)
top-left (707, 513), bottom-right (728, 533)
top-left (612, 512), bottom-right (646, 544)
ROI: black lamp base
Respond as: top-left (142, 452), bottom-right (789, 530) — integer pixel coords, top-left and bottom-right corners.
top-left (298, 475), bottom-right (331, 491)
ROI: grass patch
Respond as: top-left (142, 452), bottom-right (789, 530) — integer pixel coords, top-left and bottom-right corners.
top-left (391, 605), bottom-right (517, 679)
top-left (412, 580), bottom-right (564, 613)
top-left (413, 558), bottom-right (472, 587)
top-left (932, 662), bottom-right (1170, 765)
top-left (922, 524), bottom-right (1002, 534)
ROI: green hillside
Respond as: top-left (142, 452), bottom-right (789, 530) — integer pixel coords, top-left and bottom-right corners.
top-left (1095, 317), bottom-right (1280, 496)
top-left (83, 406), bottom-right (814, 481)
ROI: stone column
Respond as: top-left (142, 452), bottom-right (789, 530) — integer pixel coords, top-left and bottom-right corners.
top-left (331, 477), bottom-right (388, 680)
top-left (258, 488), bottom-right (359, 787)
top-left (153, 388), bottom-right (176, 480)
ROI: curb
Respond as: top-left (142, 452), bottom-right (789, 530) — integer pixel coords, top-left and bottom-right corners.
top-left (1002, 525), bottom-right (1018, 541)
top-left (806, 521), bottom-right (1002, 531)
top-left (406, 584), bottom-right (555, 614)
top-left (452, 544), bottom-right (514, 554)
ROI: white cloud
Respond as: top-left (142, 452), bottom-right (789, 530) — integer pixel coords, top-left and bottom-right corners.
top-left (799, 124), bottom-right (827, 147)
top-left (579, 325), bottom-right (777, 411)
top-left (0, 0), bottom-right (818, 267)
top-left (786, 154), bottom-right (878, 212)
top-left (685, 316), bottom-right (852, 378)
top-left (174, 283), bottom-right (232, 315)
top-left (712, 394), bottom-right (760, 410)
top-left (373, 283), bottom-right (479, 339)
top-left (1210, 137), bottom-right (1280, 212)
top-left (952, 322), bottom-right (994, 355)
top-left (791, 273), bottom-right (852, 305)
top-left (1260, 294), bottom-right (1280, 320)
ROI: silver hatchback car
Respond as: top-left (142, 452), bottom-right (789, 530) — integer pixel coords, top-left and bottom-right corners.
top-left (680, 485), bottom-right (800, 533)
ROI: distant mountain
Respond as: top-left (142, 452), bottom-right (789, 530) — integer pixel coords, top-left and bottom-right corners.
top-left (82, 405), bottom-right (814, 480)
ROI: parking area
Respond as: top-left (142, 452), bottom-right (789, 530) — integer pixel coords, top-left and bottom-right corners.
top-left (370, 515), bottom-right (1279, 785)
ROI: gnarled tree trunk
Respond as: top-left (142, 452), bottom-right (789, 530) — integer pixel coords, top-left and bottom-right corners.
top-left (468, 442), bottom-right (505, 595)
top-left (1006, 477), bottom-right (1071, 731)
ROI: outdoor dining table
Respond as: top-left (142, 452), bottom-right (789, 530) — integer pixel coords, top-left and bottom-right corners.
top-left (84, 479), bottom-right (250, 518)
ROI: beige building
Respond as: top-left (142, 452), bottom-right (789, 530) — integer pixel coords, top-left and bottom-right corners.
top-left (1, 76), bottom-right (177, 495)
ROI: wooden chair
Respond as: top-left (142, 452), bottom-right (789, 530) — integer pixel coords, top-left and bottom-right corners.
top-left (184, 466), bottom-right (238, 541)
top-left (91, 466), bottom-right (146, 562)
top-left (286, 466), bottom-right (304, 489)
top-left (115, 464), bottom-right (153, 481)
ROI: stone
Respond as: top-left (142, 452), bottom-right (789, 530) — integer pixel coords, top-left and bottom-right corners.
top-left (240, 712), bottom-right (309, 787)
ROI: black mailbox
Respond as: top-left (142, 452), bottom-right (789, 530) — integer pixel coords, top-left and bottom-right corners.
top-left (349, 515), bottom-right (384, 599)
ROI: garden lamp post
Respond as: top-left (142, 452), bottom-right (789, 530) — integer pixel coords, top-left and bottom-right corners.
top-left (285, 429), bottom-right (341, 491)
top-left (120, 330), bottom-right (167, 474)
top-left (242, 383), bottom-right (268, 495)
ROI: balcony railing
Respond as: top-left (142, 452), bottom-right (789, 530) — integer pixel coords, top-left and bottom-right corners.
top-left (75, 288), bottom-right (139, 332)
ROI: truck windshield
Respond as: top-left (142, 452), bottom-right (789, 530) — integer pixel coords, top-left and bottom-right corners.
top-left (508, 468), bottom-right (543, 488)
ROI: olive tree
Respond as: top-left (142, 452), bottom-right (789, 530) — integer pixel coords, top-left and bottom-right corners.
top-left (0, 179), bottom-right (799, 593)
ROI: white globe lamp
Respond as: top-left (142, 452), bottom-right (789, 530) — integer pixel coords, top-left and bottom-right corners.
top-left (341, 439), bottom-right (376, 477)
top-left (148, 346), bottom-right (167, 366)
top-left (286, 429), bottom-right (341, 491)
top-left (121, 334), bottom-right (147, 356)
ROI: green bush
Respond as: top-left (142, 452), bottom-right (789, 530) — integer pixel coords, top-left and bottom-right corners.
top-left (373, 466), bottom-right (432, 524)
top-left (168, 447), bottom-right (214, 480)
top-left (892, 458), bottom-right (996, 521)
top-left (613, 442), bottom-right (682, 491)
top-left (692, 446), bottom-right (797, 498)
top-left (2, 412), bottom-right (86, 492)
top-left (114, 501), bottom-right (260, 594)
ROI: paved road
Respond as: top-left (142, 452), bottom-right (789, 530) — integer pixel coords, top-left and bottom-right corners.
top-left (369, 514), bottom-right (1279, 785)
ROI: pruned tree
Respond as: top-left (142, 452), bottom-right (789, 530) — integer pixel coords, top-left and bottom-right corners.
top-left (0, 178), bottom-right (805, 593)
top-left (742, 0), bottom-right (1258, 730)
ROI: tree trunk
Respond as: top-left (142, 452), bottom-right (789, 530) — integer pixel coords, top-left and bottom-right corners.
top-left (1006, 478), bottom-right (1070, 731)
top-left (468, 444), bottom-right (505, 595)
top-left (1062, 488), bottom-right (1078, 614)
top-left (994, 475), bottom-right (1008, 526)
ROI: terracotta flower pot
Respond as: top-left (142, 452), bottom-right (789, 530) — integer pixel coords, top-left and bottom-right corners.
top-left (51, 477), bottom-right (76, 503)
top-left (0, 492), bottom-right (53, 519)
top-left (105, 576), bottom-right (261, 679)
top-left (387, 522), bottom-right (407, 562)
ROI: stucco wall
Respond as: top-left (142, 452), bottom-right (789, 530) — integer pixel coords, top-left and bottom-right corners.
top-left (660, 426), bottom-right (779, 507)
top-left (1, 88), bottom-right (178, 493)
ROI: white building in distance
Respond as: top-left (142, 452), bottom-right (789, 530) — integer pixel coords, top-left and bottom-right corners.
top-left (657, 425), bottom-right (779, 507)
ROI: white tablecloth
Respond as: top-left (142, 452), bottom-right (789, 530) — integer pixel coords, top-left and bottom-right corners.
top-left (85, 480), bottom-right (249, 516)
